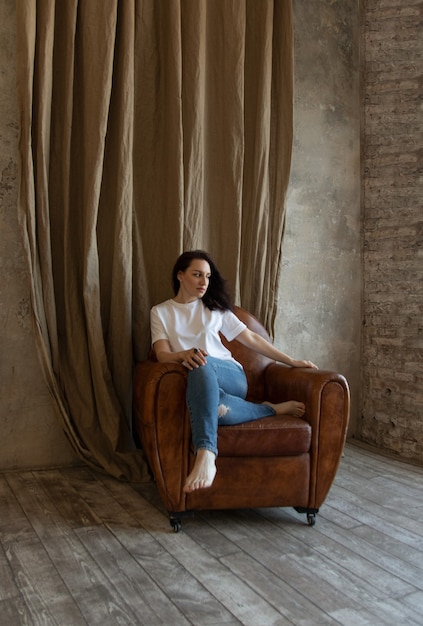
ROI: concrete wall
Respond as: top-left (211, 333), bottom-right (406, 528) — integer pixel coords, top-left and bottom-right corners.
top-left (0, 0), bottom-right (78, 469)
top-left (1, 1), bottom-right (362, 470)
top-left (274, 1), bottom-right (361, 432)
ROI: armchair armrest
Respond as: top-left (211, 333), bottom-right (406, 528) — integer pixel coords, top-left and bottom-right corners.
top-left (133, 361), bottom-right (190, 512)
top-left (264, 364), bottom-right (350, 508)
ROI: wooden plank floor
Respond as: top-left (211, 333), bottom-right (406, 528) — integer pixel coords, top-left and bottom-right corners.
top-left (1, 443), bottom-right (422, 626)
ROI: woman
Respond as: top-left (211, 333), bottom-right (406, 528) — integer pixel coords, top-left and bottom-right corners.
top-left (150, 250), bottom-right (318, 494)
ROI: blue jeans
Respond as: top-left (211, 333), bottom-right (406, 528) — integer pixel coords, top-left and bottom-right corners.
top-left (186, 356), bottom-right (275, 456)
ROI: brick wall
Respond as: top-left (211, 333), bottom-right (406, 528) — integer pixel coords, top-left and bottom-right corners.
top-left (360, 0), bottom-right (423, 461)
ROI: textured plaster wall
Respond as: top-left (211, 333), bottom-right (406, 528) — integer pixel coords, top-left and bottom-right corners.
top-left (0, 0), bottom-right (78, 470)
top-left (1, 1), bottom-right (361, 470)
top-left (274, 0), bottom-right (361, 432)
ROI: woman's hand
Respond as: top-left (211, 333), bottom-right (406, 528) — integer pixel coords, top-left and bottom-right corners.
top-left (181, 347), bottom-right (208, 370)
top-left (291, 359), bottom-right (318, 369)
top-left (153, 339), bottom-right (208, 368)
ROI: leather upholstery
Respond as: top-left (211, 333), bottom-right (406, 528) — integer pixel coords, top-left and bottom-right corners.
top-left (217, 416), bottom-right (311, 457)
top-left (133, 306), bottom-right (350, 521)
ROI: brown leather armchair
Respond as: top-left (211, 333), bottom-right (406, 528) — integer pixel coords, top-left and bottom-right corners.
top-left (133, 307), bottom-right (350, 531)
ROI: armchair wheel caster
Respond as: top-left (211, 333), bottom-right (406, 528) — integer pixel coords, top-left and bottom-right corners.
top-left (169, 511), bottom-right (193, 532)
top-left (294, 507), bottom-right (319, 526)
top-left (170, 517), bottom-right (182, 533)
top-left (307, 513), bottom-right (316, 526)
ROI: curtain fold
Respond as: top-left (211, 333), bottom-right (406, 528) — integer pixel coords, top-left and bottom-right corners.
top-left (240, 0), bottom-right (294, 331)
top-left (17, 0), bottom-right (293, 480)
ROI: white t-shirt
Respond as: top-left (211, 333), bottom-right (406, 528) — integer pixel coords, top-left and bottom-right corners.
top-left (150, 298), bottom-right (246, 364)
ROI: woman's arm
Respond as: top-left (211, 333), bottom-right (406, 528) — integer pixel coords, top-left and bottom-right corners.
top-left (235, 329), bottom-right (318, 369)
top-left (153, 339), bottom-right (208, 370)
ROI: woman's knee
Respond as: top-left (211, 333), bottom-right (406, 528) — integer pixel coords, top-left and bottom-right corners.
top-left (187, 360), bottom-right (215, 385)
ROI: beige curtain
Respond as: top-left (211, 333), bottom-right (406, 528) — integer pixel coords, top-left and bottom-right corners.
top-left (16, 0), bottom-right (293, 480)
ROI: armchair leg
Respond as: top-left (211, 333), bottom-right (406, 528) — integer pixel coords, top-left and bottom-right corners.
top-left (294, 507), bottom-right (319, 526)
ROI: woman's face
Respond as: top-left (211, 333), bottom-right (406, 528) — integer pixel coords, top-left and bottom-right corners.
top-left (177, 259), bottom-right (211, 303)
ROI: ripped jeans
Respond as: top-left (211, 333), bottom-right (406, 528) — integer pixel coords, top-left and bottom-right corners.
top-left (186, 356), bottom-right (275, 456)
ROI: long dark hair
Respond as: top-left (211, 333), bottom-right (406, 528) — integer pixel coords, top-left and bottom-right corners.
top-left (171, 250), bottom-right (233, 311)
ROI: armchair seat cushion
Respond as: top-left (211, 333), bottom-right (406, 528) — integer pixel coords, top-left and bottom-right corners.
top-left (217, 415), bottom-right (312, 457)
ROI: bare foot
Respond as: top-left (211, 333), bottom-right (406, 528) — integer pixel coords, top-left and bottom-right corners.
top-left (183, 449), bottom-right (217, 493)
top-left (263, 400), bottom-right (306, 418)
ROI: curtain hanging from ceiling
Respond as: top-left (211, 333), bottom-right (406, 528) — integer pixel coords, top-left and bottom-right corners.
top-left (16, 0), bottom-right (293, 480)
